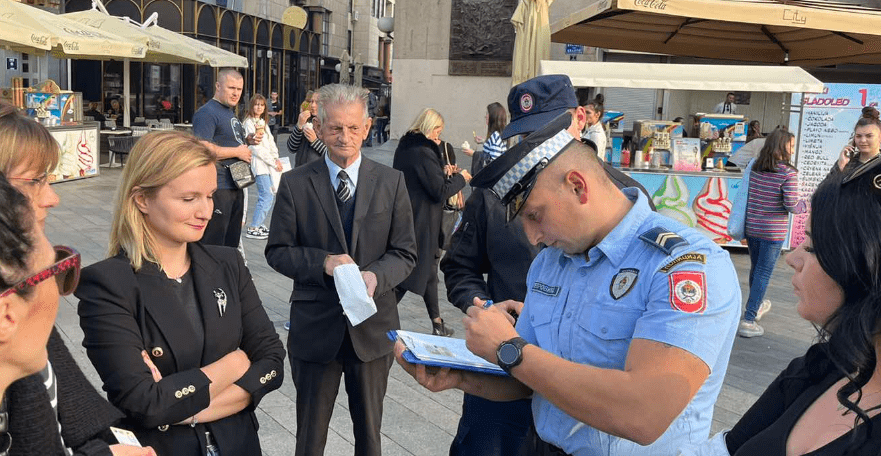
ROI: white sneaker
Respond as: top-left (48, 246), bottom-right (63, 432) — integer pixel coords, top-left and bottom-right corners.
top-left (738, 319), bottom-right (764, 338)
top-left (245, 227), bottom-right (268, 240)
top-left (755, 300), bottom-right (772, 322)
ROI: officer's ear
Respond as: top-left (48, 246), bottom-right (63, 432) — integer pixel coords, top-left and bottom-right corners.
top-left (565, 170), bottom-right (589, 205)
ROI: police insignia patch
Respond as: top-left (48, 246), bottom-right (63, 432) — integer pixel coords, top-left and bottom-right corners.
top-left (610, 268), bottom-right (639, 300)
top-left (520, 93), bottom-right (534, 112)
top-left (669, 271), bottom-right (706, 313)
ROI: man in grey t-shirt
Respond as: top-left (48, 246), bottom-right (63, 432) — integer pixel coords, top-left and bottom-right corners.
top-left (193, 68), bottom-right (259, 247)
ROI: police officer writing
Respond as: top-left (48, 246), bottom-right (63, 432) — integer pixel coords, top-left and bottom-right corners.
top-left (396, 112), bottom-right (741, 455)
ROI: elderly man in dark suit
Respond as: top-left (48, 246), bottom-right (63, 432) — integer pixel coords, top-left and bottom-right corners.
top-left (265, 84), bottom-right (417, 456)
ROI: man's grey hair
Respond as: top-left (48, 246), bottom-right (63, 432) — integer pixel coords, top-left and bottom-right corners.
top-left (317, 84), bottom-right (369, 124)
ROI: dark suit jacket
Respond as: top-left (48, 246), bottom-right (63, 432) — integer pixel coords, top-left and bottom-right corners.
top-left (75, 243), bottom-right (285, 456)
top-left (265, 155), bottom-right (417, 364)
top-left (393, 132), bottom-right (466, 295)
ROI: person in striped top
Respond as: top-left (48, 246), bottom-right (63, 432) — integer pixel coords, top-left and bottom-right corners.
top-left (739, 128), bottom-right (807, 338)
top-left (464, 103), bottom-right (508, 171)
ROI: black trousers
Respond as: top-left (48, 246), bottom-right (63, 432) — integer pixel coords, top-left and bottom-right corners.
top-left (289, 331), bottom-right (394, 456)
top-left (201, 188), bottom-right (243, 247)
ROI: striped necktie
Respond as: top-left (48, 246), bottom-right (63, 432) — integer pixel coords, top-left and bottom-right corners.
top-left (336, 170), bottom-right (352, 203)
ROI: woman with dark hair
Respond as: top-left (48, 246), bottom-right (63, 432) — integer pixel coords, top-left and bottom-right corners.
top-left (582, 94), bottom-right (606, 160)
top-left (464, 103), bottom-right (508, 169)
top-left (681, 157), bottom-right (881, 455)
top-left (243, 94), bottom-right (282, 240)
top-left (746, 120), bottom-right (762, 143)
top-left (0, 173), bottom-right (88, 454)
top-left (738, 128), bottom-right (806, 338)
top-left (394, 108), bottom-right (471, 336)
top-left (835, 107), bottom-right (881, 172)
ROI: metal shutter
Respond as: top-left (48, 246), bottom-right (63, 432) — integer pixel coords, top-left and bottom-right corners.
top-left (601, 87), bottom-right (658, 132)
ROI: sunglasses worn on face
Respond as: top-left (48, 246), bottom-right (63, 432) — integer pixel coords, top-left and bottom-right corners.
top-left (842, 154), bottom-right (881, 189)
top-left (0, 246), bottom-right (81, 298)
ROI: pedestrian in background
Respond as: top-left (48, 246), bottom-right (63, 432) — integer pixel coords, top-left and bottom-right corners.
top-left (288, 89), bottom-right (328, 167)
top-left (738, 128), bottom-right (806, 338)
top-left (243, 94), bottom-right (282, 241)
top-left (394, 108), bottom-right (471, 337)
top-left (834, 107), bottom-right (881, 173)
top-left (463, 102), bottom-right (508, 172)
top-left (582, 94), bottom-right (607, 161)
top-left (192, 68), bottom-right (259, 248)
top-left (76, 131), bottom-right (285, 456)
top-left (267, 90), bottom-right (282, 135)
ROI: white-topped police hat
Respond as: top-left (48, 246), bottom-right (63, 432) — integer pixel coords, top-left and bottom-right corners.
top-left (471, 112), bottom-right (581, 221)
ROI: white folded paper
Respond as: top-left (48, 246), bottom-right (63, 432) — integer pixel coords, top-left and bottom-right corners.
top-left (332, 263), bottom-right (377, 326)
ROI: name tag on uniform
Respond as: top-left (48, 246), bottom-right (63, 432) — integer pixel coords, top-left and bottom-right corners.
top-left (532, 282), bottom-right (561, 297)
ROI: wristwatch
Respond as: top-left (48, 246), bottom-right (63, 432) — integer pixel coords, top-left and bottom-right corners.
top-left (496, 337), bottom-right (529, 374)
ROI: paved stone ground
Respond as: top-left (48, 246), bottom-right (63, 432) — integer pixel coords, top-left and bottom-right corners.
top-left (44, 138), bottom-right (817, 455)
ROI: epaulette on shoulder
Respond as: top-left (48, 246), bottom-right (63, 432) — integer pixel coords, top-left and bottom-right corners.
top-left (639, 227), bottom-right (689, 255)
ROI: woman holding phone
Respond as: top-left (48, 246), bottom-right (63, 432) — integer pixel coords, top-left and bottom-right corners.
top-left (835, 107), bottom-right (880, 172)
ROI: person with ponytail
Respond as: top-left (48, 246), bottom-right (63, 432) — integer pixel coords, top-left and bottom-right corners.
top-left (681, 158), bottom-right (881, 455)
top-left (835, 106), bottom-right (881, 172)
top-left (582, 94), bottom-right (607, 161)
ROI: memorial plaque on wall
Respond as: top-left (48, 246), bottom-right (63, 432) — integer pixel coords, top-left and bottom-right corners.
top-left (448, 0), bottom-right (517, 77)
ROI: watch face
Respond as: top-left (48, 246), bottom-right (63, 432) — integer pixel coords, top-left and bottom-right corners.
top-left (498, 343), bottom-right (520, 365)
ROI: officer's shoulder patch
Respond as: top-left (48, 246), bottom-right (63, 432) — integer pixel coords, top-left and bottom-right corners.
top-left (659, 252), bottom-right (707, 273)
top-left (639, 227), bottom-right (689, 255)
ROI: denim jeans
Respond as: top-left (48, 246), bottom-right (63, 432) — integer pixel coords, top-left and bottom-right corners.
top-left (744, 236), bottom-right (784, 321)
top-left (249, 174), bottom-right (275, 227)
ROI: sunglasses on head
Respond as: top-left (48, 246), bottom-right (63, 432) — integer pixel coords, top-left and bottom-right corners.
top-left (842, 154), bottom-right (881, 189)
top-left (0, 246), bottom-right (81, 299)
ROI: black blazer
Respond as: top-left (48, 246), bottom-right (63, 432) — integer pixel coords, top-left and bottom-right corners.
top-left (265, 156), bottom-right (417, 364)
top-left (75, 243), bottom-right (285, 456)
top-left (393, 132), bottom-right (466, 295)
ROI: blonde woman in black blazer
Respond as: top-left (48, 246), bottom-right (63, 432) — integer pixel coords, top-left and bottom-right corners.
top-left (75, 131), bottom-right (285, 456)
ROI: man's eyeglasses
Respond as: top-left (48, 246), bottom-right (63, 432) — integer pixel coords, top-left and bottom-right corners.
top-left (0, 246), bottom-right (81, 298)
top-left (842, 154), bottom-right (881, 189)
top-left (8, 173), bottom-right (50, 188)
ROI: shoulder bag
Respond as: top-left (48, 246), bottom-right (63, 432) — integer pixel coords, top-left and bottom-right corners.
top-left (227, 160), bottom-right (255, 189)
top-left (440, 142), bottom-right (464, 250)
top-left (727, 157), bottom-right (756, 240)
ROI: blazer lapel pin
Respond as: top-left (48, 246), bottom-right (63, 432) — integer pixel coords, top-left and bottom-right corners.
top-left (213, 288), bottom-right (227, 317)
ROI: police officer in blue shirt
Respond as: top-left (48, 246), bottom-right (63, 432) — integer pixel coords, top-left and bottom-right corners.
top-left (396, 112), bottom-right (741, 455)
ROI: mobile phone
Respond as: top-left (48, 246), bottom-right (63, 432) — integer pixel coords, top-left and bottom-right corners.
top-left (848, 140), bottom-right (860, 159)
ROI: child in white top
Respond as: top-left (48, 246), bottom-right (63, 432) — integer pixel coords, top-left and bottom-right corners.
top-left (243, 94), bottom-right (283, 240)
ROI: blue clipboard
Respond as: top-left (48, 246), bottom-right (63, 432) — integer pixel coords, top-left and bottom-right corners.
top-left (388, 330), bottom-right (508, 376)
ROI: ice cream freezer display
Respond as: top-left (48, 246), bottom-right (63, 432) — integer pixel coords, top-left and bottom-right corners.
top-left (625, 169), bottom-right (746, 247)
top-left (47, 124), bottom-right (100, 183)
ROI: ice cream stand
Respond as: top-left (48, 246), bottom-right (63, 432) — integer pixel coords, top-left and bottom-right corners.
top-left (539, 60), bottom-right (823, 247)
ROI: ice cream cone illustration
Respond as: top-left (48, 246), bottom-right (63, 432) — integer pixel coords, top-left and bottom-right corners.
top-left (692, 177), bottom-right (733, 244)
top-left (652, 176), bottom-right (697, 228)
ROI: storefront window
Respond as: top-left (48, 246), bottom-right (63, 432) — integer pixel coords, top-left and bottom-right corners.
top-left (143, 63), bottom-right (181, 123)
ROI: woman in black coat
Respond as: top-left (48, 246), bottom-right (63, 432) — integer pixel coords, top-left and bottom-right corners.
top-left (393, 108), bottom-right (471, 336)
top-left (75, 131), bottom-right (285, 456)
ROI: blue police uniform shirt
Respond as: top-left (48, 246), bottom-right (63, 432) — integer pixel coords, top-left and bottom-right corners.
top-left (516, 188), bottom-right (741, 456)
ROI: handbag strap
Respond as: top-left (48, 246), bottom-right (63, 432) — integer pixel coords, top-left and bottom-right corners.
top-left (441, 142), bottom-right (454, 166)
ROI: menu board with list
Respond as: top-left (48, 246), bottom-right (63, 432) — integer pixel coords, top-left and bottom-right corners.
top-left (788, 83), bottom-right (881, 249)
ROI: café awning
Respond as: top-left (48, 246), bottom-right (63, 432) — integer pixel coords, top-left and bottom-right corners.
top-left (539, 60), bottom-right (824, 93)
top-left (0, 0), bottom-right (145, 59)
top-left (550, 0), bottom-right (881, 67)
top-left (63, 8), bottom-right (205, 65)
